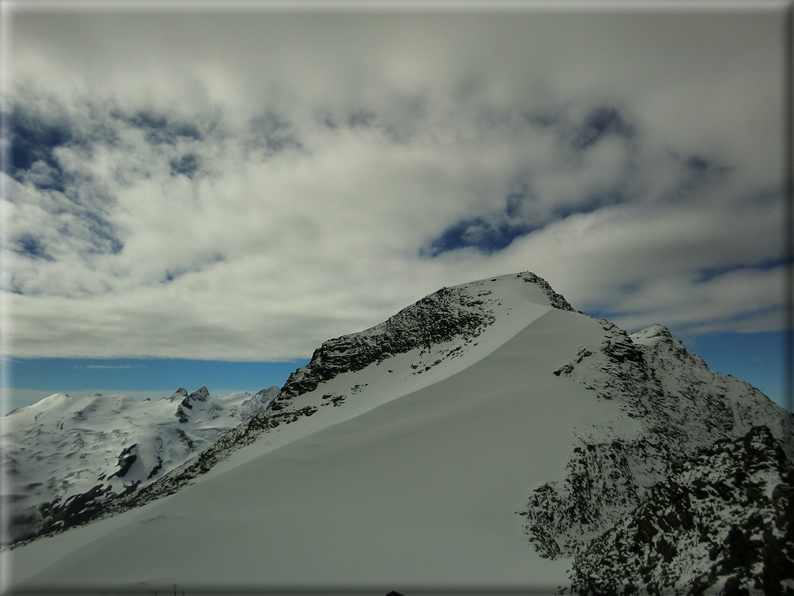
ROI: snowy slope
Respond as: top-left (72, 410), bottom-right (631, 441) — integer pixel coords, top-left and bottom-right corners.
top-left (5, 272), bottom-right (793, 594)
top-left (1, 386), bottom-right (279, 543)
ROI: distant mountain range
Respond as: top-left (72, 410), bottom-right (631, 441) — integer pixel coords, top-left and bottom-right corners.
top-left (5, 271), bottom-right (792, 595)
top-left (2, 385), bottom-right (279, 542)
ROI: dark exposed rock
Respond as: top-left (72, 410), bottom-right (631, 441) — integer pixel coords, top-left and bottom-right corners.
top-left (146, 455), bottom-right (164, 480)
top-left (277, 272), bottom-right (573, 404)
top-left (277, 284), bottom-right (497, 401)
top-left (35, 483), bottom-right (113, 538)
top-left (568, 426), bottom-right (794, 595)
top-left (108, 444), bottom-right (138, 479)
top-left (189, 386), bottom-right (209, 402)
top-left (167, 388), bottom-right (188, 401)
top-left (175, 406), bottom-right (190, 424)
top-left (175, 428), bottom-right (194, 451)
top-left (517, 271), bottom-right (575, 312)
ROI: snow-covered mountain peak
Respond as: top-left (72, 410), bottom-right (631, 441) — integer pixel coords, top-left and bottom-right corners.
top-left (630, 322), bottom-right (675, 344)
top-left (187, 386), bottom-right (209, 402)
top-left (279, 271), bottom-right (573, 401)
top-left (164, 388), bottom-right (188, 402)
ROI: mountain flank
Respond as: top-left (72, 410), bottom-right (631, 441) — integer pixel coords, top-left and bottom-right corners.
top-left (5, 272), bottom-right (792, 595)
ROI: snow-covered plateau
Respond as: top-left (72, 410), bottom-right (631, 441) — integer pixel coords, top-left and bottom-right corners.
top-left (3, 271), bottom-right (792, 595)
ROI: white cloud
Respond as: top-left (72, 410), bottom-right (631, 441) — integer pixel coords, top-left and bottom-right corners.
top-left (3, 6), bottom-right (787, 360)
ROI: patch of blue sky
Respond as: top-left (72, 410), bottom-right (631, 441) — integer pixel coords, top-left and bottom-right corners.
top-left (681, 330), bottom-right (791, 413)
top-left (4, 357), bottom-right (310, 399)
top-left (160, 253), bottom-right (225, 284)
top-left (14, 234), bottom-right (54, 261)
top-left (695, 258), bottom-right (788, 283)
top-left (7, 113), bottom-right (72, 175)
top-left (424, 217), bottom-right (536, 257)
top-left (7, 114), bottom-right (70, 194)
top-left (427, 186), bottom-right (626, 258)
top-left (169, 153), bottom-right (201, 178)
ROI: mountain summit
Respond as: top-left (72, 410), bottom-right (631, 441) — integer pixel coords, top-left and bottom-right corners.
top-left (6, 272), bottom-right (793, 594)
top-left (279, 270), bottom-right (574, 400)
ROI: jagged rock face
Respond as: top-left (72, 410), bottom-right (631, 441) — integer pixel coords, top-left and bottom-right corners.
top-left (170, 388), bottom-right (188, 400)
top-left (278, 286), bottom-right (496, 401)
top-left (569, 426), bottom-right (794, 595)
top-left (108, 444), bottom-right (139, 479)
top-left (188, 386), bottom-right (209, 402)
top-left (175, 386), bottom-right (214, 423)
top-left (522, 319), bottom-right (794, 593)
top-left (279, 271), bottom-right (573, 401)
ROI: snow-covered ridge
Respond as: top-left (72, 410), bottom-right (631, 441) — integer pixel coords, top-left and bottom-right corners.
top-left (5, 272), bottom-right (569, 548)
top-left (7, 271), bottom-right (792, 593)
top-left (1, 386), bottom-right (279, 544)
top-left (26, 271), bottom-right (572, 533)
top-left (278, 270), bottom-right (573, 400)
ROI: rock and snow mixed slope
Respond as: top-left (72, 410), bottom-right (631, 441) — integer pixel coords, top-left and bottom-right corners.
top-left (4, 271), bottom-right (793, 595)
top-left (1, 386), bottom-right (279, 543)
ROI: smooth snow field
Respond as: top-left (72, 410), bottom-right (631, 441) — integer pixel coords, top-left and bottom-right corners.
top-left (6, 282), bottom-right (623, 594)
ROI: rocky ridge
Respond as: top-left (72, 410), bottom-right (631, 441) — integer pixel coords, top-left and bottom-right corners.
top-left (521, 320), bottom-right (794, 593)
top-left (276, 271), bottom-right (573, 402)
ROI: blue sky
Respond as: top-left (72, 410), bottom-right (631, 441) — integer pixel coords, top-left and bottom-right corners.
top-left (2, 357), bottom-right (310, 415)
top-left (3, 329), bottom-right (787, 417)
top-left (2, 6), bottom-right (791, 414)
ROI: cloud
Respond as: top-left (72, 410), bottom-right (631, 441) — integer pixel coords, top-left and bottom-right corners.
top-left (3, 7), bottom-right (787, 360)
top-left (84, 364), bottom-right (145, 369)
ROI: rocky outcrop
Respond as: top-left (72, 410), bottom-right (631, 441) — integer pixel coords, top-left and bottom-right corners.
top-left (168, 388), bottom-right (188, 401)
top-left (518, 271), bottom-right (575, 313)
top-left (277, 284), bottom-right (496, 402)
top-left (175, 386), bottom-right (211, 423)
top-left (522, 319), bottom-right (794, 594)
top-left (108, 444), bottom-right (138, 479)
top-left (569, 426), bottom-right (794, 595)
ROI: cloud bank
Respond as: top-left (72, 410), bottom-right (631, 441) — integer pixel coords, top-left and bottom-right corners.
top-left (3, 6), bottom-right (787, 360)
